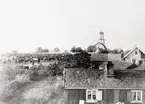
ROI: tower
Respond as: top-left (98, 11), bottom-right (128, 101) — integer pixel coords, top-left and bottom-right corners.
top-left (99, 31), bottom-right (105, 45)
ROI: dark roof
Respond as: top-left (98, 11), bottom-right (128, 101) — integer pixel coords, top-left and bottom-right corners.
top-left (124, 63), bottom-right (145, 70)
top-left (91, 53), bottom-right (122, 61)
top-left (91, 52), bottom-right (143, 70)
top-left (64, 68), bottom-right (145, 89)
top-left (91, 53), bottom-right (108, 61)
top-left (132, 63), bottom-right (145, 70)
top-left (112, 60), bottom-right (133, 70)
top-left (91, 61), bottom-right (133, 70)
top-left (91, 53), bottom-right (133, 70)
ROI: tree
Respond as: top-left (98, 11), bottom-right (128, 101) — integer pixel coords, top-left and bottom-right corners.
top-left (112, 49), bottom-right (119, 54)
top-left (75, 47), bottom-right (83, 52)
top-left (74, 50), bottom-right (91, 68)
top-left (70, 46), bottom-right (76, 52)
top-left (117, 48), bottom-right (124, 54)
top-left (43, 48), bottom-right (49, 52)
top-left (107, 48), bottom-right (124, 54)
top-left (70, 46), bottom-right (83, 52)
top-left (53, 47), bottom-right (60, 52)
top-left (111, 48), bottom-right (124, 54)
top-left (87, 45), bottom-right (96, 52)
top-left (36, 47), bottom-right (43, 53)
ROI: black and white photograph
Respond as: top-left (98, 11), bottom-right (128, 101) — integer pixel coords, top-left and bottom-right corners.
top-left (0, 0), bottom-right (145, 104)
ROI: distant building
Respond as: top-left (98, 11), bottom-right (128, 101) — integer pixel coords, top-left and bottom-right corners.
top-left (123, 45), bottom-right (145, 65)
top-left (94, 31), bottom-right (107, 53)
top-left (99, 31), bottom-right (105, 45)
top-left (92, 32), bottom-right (122, 61)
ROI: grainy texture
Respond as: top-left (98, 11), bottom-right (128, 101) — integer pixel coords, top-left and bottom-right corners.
top-left (66, 89), bottom-right (145, 104)
top-left (65, 68), bottom-right (145, 89)
top-left (91, 53), bottom-right (108, 61)
top-left (112, 60), bottom-right (133, 70)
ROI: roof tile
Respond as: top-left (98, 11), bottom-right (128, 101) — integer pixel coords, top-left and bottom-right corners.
top-left (65, 68), bottom-right (145, 89)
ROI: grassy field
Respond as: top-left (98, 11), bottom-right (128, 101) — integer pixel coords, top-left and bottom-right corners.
top-left (0, 63), bottom-right (66, 104)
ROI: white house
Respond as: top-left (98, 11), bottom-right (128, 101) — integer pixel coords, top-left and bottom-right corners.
top-left (123, 45), bottom-right (145, 64)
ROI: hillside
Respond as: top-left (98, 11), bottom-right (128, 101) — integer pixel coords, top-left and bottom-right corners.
top-left (0, 64), bottom-right (66, 104)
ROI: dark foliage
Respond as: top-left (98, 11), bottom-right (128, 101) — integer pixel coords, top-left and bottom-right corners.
top-left (98, 48), bottom-right (109, 53)
top-left (53, 47), bottom-right (60, 52)
top-left (70, 46), bottom-right (83, 52)
top-left (70, 46), bottom-right (76, 52)
top-left (7, 50), bottom-right (103, 79)
top-left (72, 51), bottom-right (91, 68)
top-left (28, 62), bottom-right (64, 81)
top-left (87, 45), bottom-right (96, 52)
top-left (36, 47), bottom-right (49, 53)
top-left (13, 50), bottom-right (100, 68)
top-left (108, 48), bottom-right (124, 54)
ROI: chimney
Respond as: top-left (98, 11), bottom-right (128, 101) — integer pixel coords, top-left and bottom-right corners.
top-left (99, 31), bottom-right (105, 45)
top-left (104, 61), bottom-right (115, 77)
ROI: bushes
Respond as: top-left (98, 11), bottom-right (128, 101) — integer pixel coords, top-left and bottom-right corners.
top-left (9, 51), bottom-right (95, 69)
top-left (28, 63), bottom-right (63, 81)
top-left (0, 65), bottom-right (27, 82)
top-left (0, 80), bottom-right (31, 103)
top-left (0, 63), bottom-right (66, 104)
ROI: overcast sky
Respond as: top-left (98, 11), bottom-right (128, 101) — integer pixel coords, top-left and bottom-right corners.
top-left (0, 0), bottom-right (145, 54)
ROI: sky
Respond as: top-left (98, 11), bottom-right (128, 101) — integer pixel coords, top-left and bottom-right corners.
top-left (0, 0), bottom-right (145, 54)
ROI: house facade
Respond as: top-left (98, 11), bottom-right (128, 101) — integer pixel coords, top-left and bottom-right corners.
top-left (123, 46), bottom-right (145, 64)
top-left (64, 33), bottom-right (145, 104)
top-left (63, 51), bottom-right (145, 104)
top-left (64, 60), bottom-right (145, 104)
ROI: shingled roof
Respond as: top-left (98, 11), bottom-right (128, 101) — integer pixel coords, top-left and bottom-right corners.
top-left (90, 53), bottom-right (139, 70)
top-left (91, 53), bottom-right (122, 61)
top-left (64, 68), bottom-right (145, 89)
top-left (131, 63), bottom-right (145, 70)
top-left (112, 60), bottom-right (133, 70)
top-left (91, 53), bottom-right (108, 61)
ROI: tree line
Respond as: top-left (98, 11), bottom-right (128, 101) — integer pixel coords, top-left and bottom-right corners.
top-left (36, 47), bottom-right (60, 53)
top-left (1, 45), bottom-right (130, 64)
top-left (35, 45), bottom-right (127, 54)
top-left (70, 45), bottom-right (129, 55)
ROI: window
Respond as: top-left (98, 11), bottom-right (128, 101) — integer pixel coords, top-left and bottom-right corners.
top-left (131, 90), bottom-right (142, 103)
top-left (135, 51), bottom-right (138, 55)
top-left (86, 89), bottom-right (102, 103)
top-left (86, 90), bottom-right (96, 103)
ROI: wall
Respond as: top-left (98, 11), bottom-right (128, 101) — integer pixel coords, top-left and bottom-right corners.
top-left (66, 89), bottom-right (145, 104)
top-left (108, 54), bottom-right (122, 61)
top-left (125, 48), bottom-right (141, 63)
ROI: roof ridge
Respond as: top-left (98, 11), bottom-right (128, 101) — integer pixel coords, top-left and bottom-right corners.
top-left (123, 46), bottom-right (138, 58)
